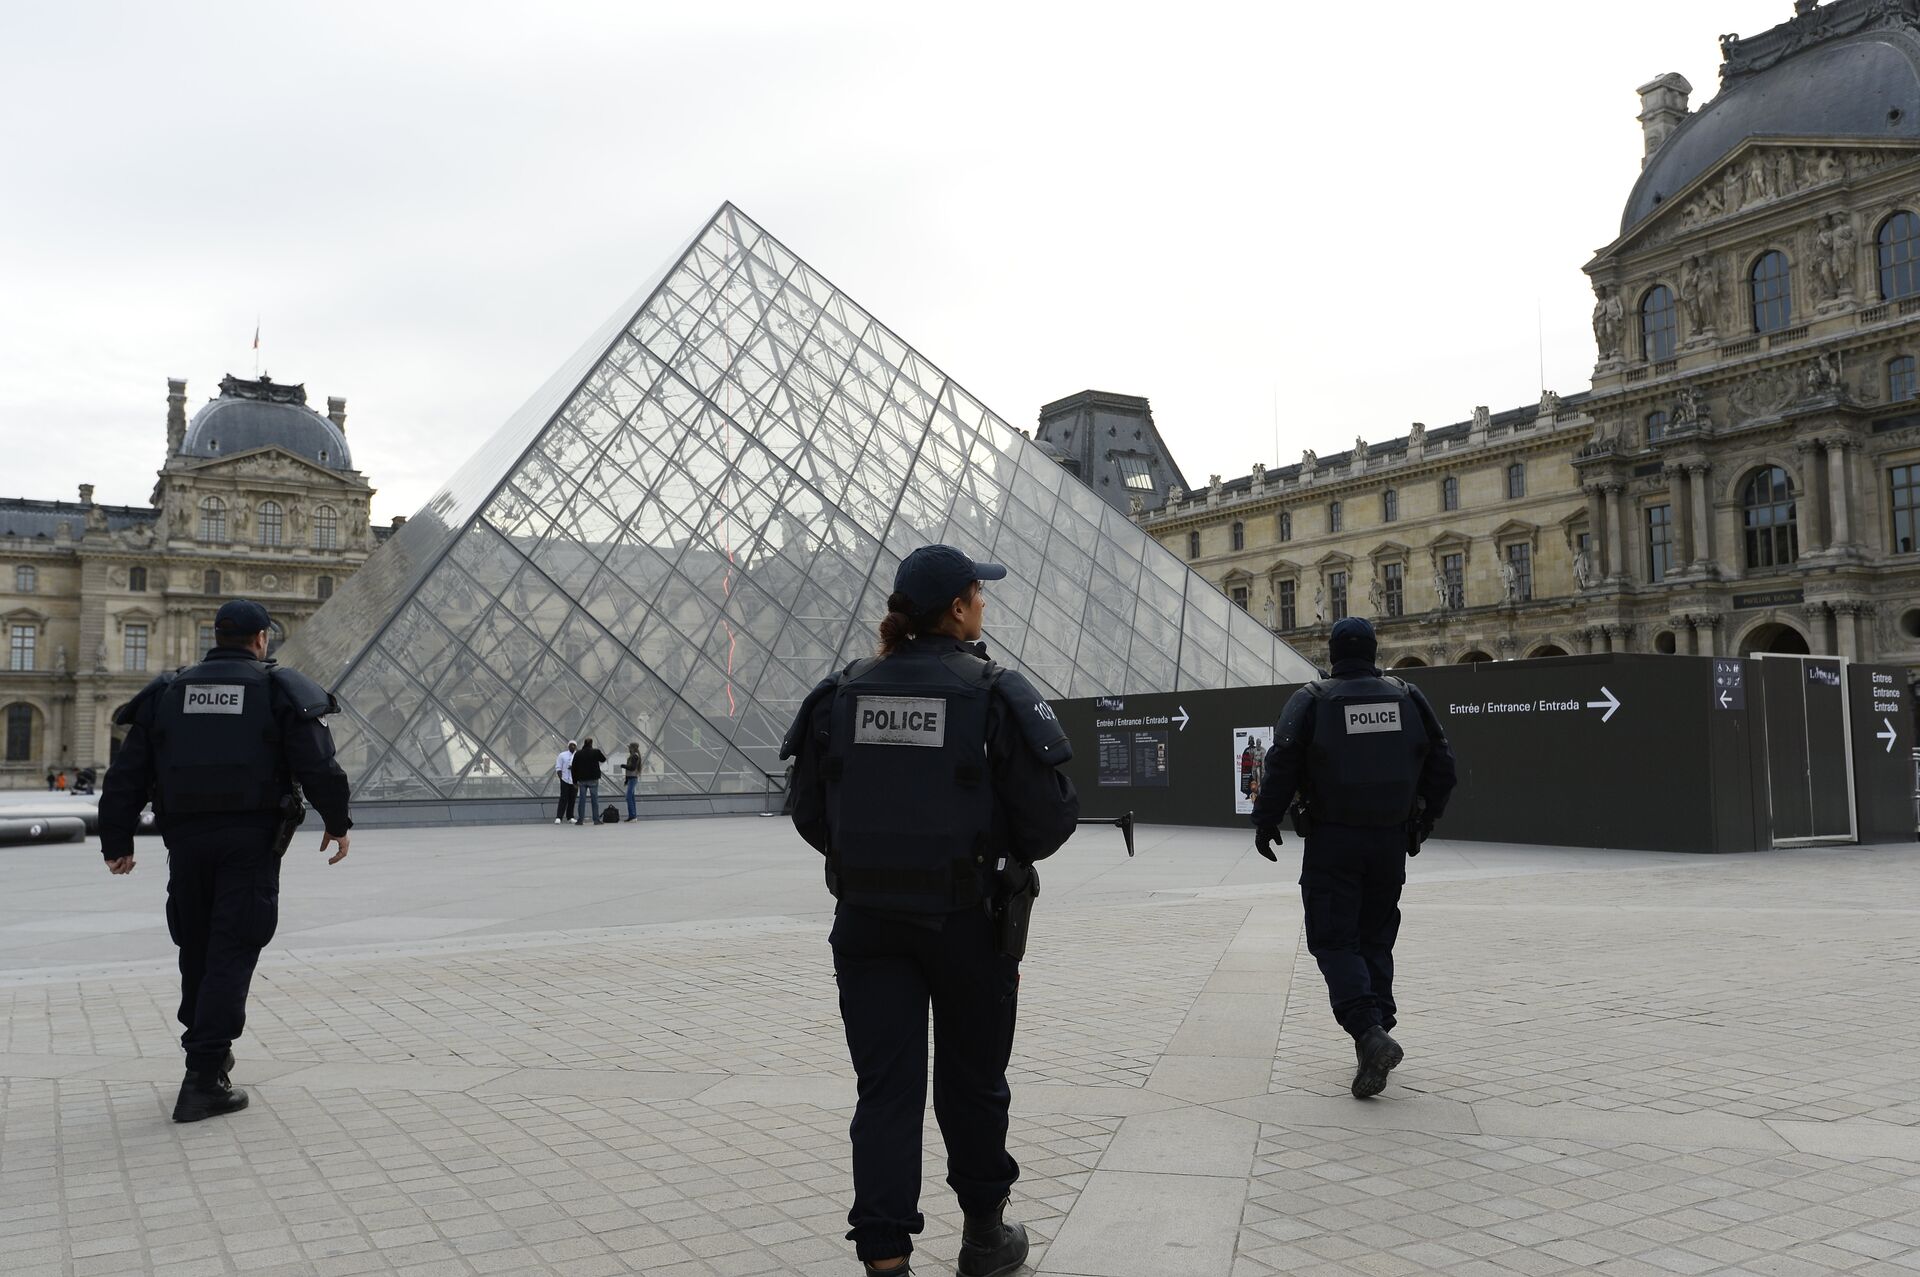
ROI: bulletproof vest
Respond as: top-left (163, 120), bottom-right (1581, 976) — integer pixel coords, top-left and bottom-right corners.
top-left (822, 645), bottom-right (995, 912)
top-left (1305, 675), bottom-right (1430, 827)
top-left (150, 656), bottom-right (286, 818)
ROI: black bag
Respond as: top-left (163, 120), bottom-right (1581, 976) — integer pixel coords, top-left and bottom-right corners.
top-left (601, 804), bottom-right (621, 825)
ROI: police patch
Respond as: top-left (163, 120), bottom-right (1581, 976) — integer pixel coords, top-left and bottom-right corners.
top-left (853, 696), bottom-right (946, 747)
top-left (183, 685), bottom-right (247, 715)
top-left (1344, 703), bottom-right (1401, 734)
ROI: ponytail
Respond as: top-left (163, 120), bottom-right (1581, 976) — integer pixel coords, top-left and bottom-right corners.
top-left (876, 583), bottom-right (980, 657)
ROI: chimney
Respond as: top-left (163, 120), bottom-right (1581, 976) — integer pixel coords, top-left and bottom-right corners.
top-left (1636, 73), bottom-right (1693, 165)
top-left (327, 396), bottom-right (347, 432)
top-left (390, 514), bottom-right (407, 529)
top-left (78, 483), bottom-right (95, 505)
top-left (166, 377), bottom-right (188, 455)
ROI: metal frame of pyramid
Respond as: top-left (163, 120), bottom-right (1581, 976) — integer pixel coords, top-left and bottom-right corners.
top-left (276, 203), bottom-right (1315, 814)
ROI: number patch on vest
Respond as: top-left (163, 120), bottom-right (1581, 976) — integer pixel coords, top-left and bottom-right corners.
top-left (1344, 703), bottom-right (1401, 734)
top-left (853, 696), bottom-right (946, 747)
top-left (182, 685), bottom-right (247, 715)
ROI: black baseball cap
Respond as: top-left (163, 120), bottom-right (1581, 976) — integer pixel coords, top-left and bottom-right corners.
top-left (214, 599), bottom-right (273, 637)
top-left (893, 545), bottom-right (1007, 614)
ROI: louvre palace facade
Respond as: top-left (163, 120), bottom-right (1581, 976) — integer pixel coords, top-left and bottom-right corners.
top-left (0, 375), bottom-right (383, 782)
top-left (1139, 0), bottom-right (1920, 690)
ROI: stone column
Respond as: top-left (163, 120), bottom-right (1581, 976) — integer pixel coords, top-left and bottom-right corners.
top-left (1794, 440), bottom-right (1827, 553)
top-left (1698, 614), bottom-right (1723, 657)
top-left (1584, 485), bottom-right (1608, 577)
top-left (1826, 437), bottom-right (1854, 553)
top-left (1803, 602), bottom-right (1834, 655)
top-left (1680, 616), bottom-right (1700, 656)
top-left (1664, 465), bottom-right (1694, 567)
top-left (1834, 602), bottom-right (1862, 662)
top-left (1610, 622), bottom-right (1635, 654)
top-left (1688, 463), bottom-right (1713, 570)
top-left (1605, 483), bottom-right (1627, 583)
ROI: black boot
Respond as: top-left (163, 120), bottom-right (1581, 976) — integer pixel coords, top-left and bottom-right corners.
top-left (1351, 1025), bottom-right (1403, 1099)
top-left (861, 1262), bottom-right (912, 1276)
top-left (172, 1069), bottom-right (249, 1123)
top-left (957, 1199), bottom-right (1029, 1277)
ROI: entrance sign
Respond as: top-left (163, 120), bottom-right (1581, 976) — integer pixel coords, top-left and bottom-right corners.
top-left (1052, 654), bottom-right (1917, 853)
top-left (1713, 658), bottom-right (1746, 710)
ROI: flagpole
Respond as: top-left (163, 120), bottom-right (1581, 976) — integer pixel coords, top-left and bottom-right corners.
top-left (253, 317), bottom-right (260, 377)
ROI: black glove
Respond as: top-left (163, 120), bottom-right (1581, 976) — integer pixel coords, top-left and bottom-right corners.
top-left (1255, 826), bottom-right (1283, 861)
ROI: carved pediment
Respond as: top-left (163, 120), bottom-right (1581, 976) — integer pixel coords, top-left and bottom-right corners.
top-left (182, 447), bottom-right (343, 483)
top-left (1612, 139), bottom-right (1920, 255)
top-left (114, 606), bottom-right (161, 630)
top-left (1367, 540), bottom-right (1411, 563)
top-left (1312, 549), bottom-right (1355, 570)
top-left (1264, 558), bottom-right (1301, 578)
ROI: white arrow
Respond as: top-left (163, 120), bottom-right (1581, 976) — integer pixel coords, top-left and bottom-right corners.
top-left (1879, 717), bottom-right (1899, 754)
top-left (1719, 689), bottom-right (1732, 709)
top-left (1587, 686), bottom-right (1622, 723)
top-left (1174, 706), bottom-right (1191, 732)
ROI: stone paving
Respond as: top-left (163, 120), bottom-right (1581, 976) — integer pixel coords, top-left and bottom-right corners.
top-left (3, 820), bottom-right (1920, 1275)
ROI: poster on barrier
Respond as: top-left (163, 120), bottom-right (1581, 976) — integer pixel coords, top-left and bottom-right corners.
top-left (1234, 726), bottom-right (1272, 815)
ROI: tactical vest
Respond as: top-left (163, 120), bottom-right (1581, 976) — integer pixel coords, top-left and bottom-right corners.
top-left (150, 657), bottom-right (286, 818)
top-left (1305, 675), bottom-right (1430, 827)
top-left (822, 646), bottom-right (996, 912)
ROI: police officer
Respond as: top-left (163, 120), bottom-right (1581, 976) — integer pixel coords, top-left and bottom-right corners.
top-left (781, 545), bottom-right (1080, 1277)
top-left (1251, 617), bottom-right (1456, 1099)
top-left (98, 600), bottom-right (354, 1123)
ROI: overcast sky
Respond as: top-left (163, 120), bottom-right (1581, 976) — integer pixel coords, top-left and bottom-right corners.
top-left (0, 0), bottom-right (1793, 522)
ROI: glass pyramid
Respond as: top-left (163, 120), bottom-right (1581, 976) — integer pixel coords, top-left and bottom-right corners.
top-left (278, 203), bottom-right (1316, 806)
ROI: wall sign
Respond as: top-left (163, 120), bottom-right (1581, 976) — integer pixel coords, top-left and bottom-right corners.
top-left (1731, 587), bottom-right (1805, 610)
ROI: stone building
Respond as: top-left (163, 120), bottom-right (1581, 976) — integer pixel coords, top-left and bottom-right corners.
top-left (1137, 0), bottom-right (1920, 686)
top-left (0, 374), bottom-right (382, 782)
top-left (1032, 390), bottom-right (1190, 516)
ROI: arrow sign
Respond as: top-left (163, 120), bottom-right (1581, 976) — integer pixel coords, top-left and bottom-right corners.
top-left (1173, 706), bottom-right (1191, 732)
top-left (1880, 717), bottom-right (1899, 754)
top-left (1587, 686), bottom-right (1622, 723)
top-left (1719, 690), bottom-right (1732, 709)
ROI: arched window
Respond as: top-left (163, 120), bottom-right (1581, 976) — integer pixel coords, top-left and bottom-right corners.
top-left (1442, 476), bottom-right (1460, 512)
top-left (1751, 251), bottom-right (1792, 333)
top-left (1506, 462), bottom-right (1526, 500)
top-left (1278, 511), bottom-right (1292, 542)
top-left (128, 566), bottom-right (147, 592)
top-left (1889, 355), bottom-right (1917, 402)
top-left (4, 703), bottom-right (35, 762)
top-left (1878, 211), bottom-right (1920, 300)
top-left (1186, 531), bottom-right (1200, 559)
top-left (313, 505), bottom-right (339, 550)
top-left (1742, 466), bottom-right (1798, 569)
top-left (1328, 501), bottom-right (1343, 534)
top-left (203, 569), bottom-right (221, 596)
top-left (1382, 489), bottom-right (1399, 522)
top-left (1646, 410), bottom-right (1669, 444)
top-left (198, 497), bottom-right (227, 543)
top-left (1641, 285), bottom-right (1678, 361)
top-left (316, 575), bottom-right (334, 601)
top-left (257, 501), bottom-right (283, 547)
top-left (1230, 521), bottom-right (1245, 551)
top-left (14, 565), bottom-right (35, 593)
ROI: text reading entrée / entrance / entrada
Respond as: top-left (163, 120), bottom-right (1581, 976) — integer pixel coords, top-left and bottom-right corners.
top-left (1447, 700), bottom-right (1583, 715)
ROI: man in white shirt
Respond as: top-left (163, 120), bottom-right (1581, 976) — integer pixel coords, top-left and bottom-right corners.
top-left (554, 741), bottom-right (577, 825)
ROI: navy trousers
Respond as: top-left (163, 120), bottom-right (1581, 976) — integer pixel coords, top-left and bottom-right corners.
top-left (830, 904), bottom-right (1020, 1262)
top-left (1299, 829), bottom-right (1406, 1039)
top-left (164, 831), bottom-right (282, 1072)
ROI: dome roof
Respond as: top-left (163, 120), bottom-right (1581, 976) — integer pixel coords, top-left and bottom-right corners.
top-left (180, 375), bottom-right (353, 471)
top-left (1624, 23), bottom-right (1920, 233)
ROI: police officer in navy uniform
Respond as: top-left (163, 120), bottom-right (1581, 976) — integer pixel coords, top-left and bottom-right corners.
top-left (1251, 617), bottom-right (1456, 1099)
top-left (782, 545), bottom-right (1080, 1277)
top-left (99, 600), bottom-right (354, 1123)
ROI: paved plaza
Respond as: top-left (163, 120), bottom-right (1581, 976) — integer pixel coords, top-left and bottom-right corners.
top-left (4, 820), bottom-right (1920, 1276)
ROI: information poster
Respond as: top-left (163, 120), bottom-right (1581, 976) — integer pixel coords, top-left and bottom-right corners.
top-left (1096, 716), bottom-right (1171, 788)
top-left (1233, 726), bottom-right (1272, 815)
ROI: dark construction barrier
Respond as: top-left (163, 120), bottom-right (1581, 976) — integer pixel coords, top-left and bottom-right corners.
top-left (1051, 653), bottom-right (1914, 852)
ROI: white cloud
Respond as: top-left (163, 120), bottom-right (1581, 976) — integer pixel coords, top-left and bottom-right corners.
top-left (0, 0), bottom-right (1790, 517)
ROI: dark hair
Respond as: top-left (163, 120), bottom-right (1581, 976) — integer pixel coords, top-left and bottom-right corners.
top-left (582, 737), bottom-right (594, 749)
top-left (877, 582), bottom-right (979, 657)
